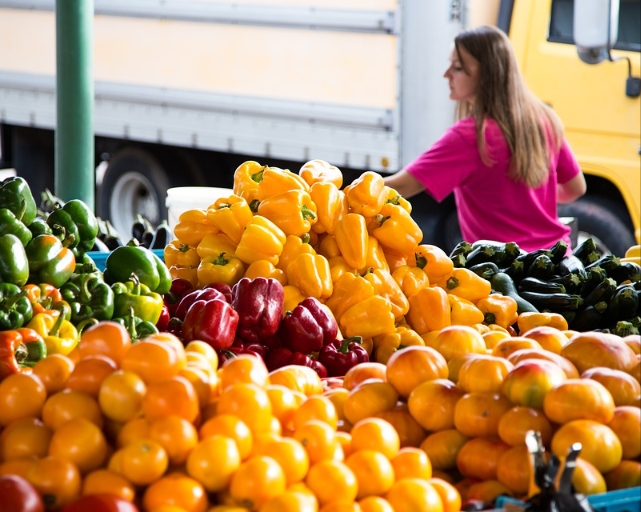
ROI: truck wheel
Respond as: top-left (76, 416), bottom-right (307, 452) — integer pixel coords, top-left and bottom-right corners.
top-left (559, 197), bottom-right (635, 257)
top-left (98, 147), bottom-right (173, 240)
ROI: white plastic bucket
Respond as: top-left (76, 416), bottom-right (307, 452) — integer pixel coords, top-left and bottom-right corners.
top-left (165, 187), bottom-right (233, 230)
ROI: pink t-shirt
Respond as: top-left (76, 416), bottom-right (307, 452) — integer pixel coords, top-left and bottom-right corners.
top-left (406, 117), bottom-right (582, 252)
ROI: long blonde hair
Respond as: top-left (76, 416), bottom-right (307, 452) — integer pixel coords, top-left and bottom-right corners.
top-left (454, 25), bottom-right (563, 188)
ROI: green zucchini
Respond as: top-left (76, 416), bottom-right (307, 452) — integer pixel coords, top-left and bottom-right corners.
top-left (586, 254), bottom-right (621, 275)
top-left (518, 291), bottom-right (584, 312)
top-left (468, 261), bottom-right (501, 281)
top-left (570, 301), bottom-right (608, 332)
top-left (518, 277), bottom-right (566, 294)
top-left (573, 237), bottom-right (600, 263)
top-left (449, 240), bottom-right (474, 259)
top-left (549, 272), bottom-right (584, 294)
top-left (579, 265), bottom-right (609, 297)
top-left (548, 239), bottom-right (569, 265)
top-left (465, 244), bottom-right (500, 267)
top-left (450, 253), bottom-right (467, 269)
top-left (556, 254), bottom-right (588, 280)
top-left (525, 254), bottom-right (556, 280)
top-left (583, 277), bottom-right (617, 308)
top-left (606, 284), bottom-right (640, 323)
top-left (613, 320), bottom-right (639, 337)
top-left (490, 272), bottom-right (539, 314)
top-left (503, 259), bottom-right (525, 284)
top-left (608, 261), bottom-right (641, 285)
top-left (515, 248), bottom-right (553, 271)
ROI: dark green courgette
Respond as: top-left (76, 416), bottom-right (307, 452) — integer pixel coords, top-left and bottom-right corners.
top-left (549, 272), bottom-right (584, 294)
top-left (570, 301), bottom-right (608, 332)
top-left (490, 272), bottom-right (539, 314)
top-left (518, 277), bottom-right (566, 294)
top-left (573, 237), bottom-right (599, 263)
top-left (548, 239), bottom-right (569, 265)
top-left (526, 254), bottom-right (556, 280)
top-left (468, 261), bottom-right (501, 281)
top-left (465, 244), bottom-right (500, 267)
top-left (518, 290), bottom-right (584, 311)
top-left (451, 253), bottom-right (467, 269)
top-left (606, 284), bottom-right (640, 323)
top-left (612, 320), bottom-right (639, 337)
top-left (556, 254), bottom-right (588, 280)
top-left (586, 254), bottom-right (621, 275)
top-left (449, 240), bottom-right (474, 259)
top-left (583, 277), bottom-right (617, 308)
top-left (503, 259), bottom-right (525, 284)
top-left (515, 248), bottom-right (553, 272)
top-left (607, 261), bottom-right (641, 285)
top-left (579, 265), bottom-right (609, 297)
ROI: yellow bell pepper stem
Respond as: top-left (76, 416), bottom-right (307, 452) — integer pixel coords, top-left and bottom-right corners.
top-left (286, 253), bottom-right (333, 301)
top-left (392, 265), bottom-right (431, 298)
top-left (442, 267), bottom-right (492, 303)
top-left (164, 239), bottom-right (200, 268)
top-left (359, 236), bottom-right (390, 274)
top-left (373, 325), bottom-right (425, 364)
top-left (309, 182), bottom-right (348, 235)
top-left (384, 186), bottom-right (412, 213)
top-left (299, 159), bottom-right (344, 188)
top-left (27, 312), bottom-right (79, 356)
top-left (197, 252), bottom-right (246, 287)
top-left (173, 209), bottom-right (219, 247)
top-left (207, 194), bottom-right (254, 244)
top-left (257, 189), bottom-right (318, 237)
top-left (339, 295), bottom-right (396, 339)
top-left (283, 284), bottom-right (306, 314)
top-left (277, 234), bottom-right (317, 272)
top-left (256, 166), bottom-right (310, 201)
top-left (233, 160), bottom-right (266, 204)
top-left (325, 272), bottom-right (375, 322)
top-left (476, 293), bottom-right (519, 329)
top-left (244, 259), bottom-right (287, 285)
top-left (334, 213), bottom-right (368, 270)
top-left (372, 203), bottom-right (423, 257)
top-left (448, 294), bottom-right (485, 326)
top-left (235, 215), bottom-right (287, 266)
top-left (363, 267), bottom-right (410, 322)
top-left (346, 171), bottom-right (387, 217)
top-left (409, 244), bottom-right (454, 284)
top-left (516, 311), bottom-right (569, 333)
top-left (196, 233), bottom-right (238, 260)
top-left (406, 286), bottom-right (452, 335)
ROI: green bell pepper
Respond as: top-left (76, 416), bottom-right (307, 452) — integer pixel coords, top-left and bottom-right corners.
top-left (112, 274), bottom-right (163, 324)
top-left (104, 239), bottom-right (171, 294)
top-left (113, 306), bottom-right (160, 342)
top-left (25, 234), bottom-right (76, 288)
top-left (0, 283), bottom-right (34, 330)
top-left (0, 202), bottom-right (33, 246)
top-left (0, 234), bottom-right (30, 287)
top-left (46, 199), bottom-right (99, 254)
top-left (28, 217), bottom-right (53, 237)
top-left (0, 176), bottom-right (37, 226)
top-left (60, 272), bottom-right (114, 324)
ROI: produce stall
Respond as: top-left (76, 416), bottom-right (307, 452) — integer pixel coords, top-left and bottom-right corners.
top-left (0, 162), bottom-right (639, 512)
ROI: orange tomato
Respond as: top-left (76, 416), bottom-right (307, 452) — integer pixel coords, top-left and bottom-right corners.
top-left (266, 384), bottom-right (304, 430)
top-left (453, 391), bottom-right (512, 438)
top-left (520, 325), bottom-right (569, 354)
top-left (198, 414), bottom-right (253, 461)
top-left (456, 436), bottom-right (511, 481)
top-left (428, 478), bottom-right (461, 512)
top-left (121, 339), bottom-right (187, 384)
top-left (186, 435), bottom-right (241, 492)
top-left (185, 340), bottom-right (220, 370)
top-left (254, 437), bottom-right (310, 486)
top-left (268, 365), bottom-right (323, 396)
top-left (604, 460), bottom-right (641, 490)
top-left (258, 489), bottom-right (319, 512)
top-left (219, 353), bottom-right (270, 390)
top-left (358, 496), bottom-right (394, 512)
top-left (349, 417), bottom-right (400, 460)
top-left (345, 449), bottom-right (395, 499)
top-left (32, 353), bottom-right (75, 395)
top-left (216, 382), bottom-right (274, 436)
top-left (390, 446), bottom-right (432, 481)
top-left (0, 457), bottom-right (35, 479)
top-left (385, 345), bottom-right (449, 398)
top-left (543, 378), bottom-right (615, 424)
top-left (502, 359), bottom-right (567, 408)
top-left (79, 320), bottom-right (131, 366)
top-left (560, 331), bottom-right (638, 374)
top-left (622, 334), bottom-right (641, 354)
top-left (0, 417), bottom-right (52, 461)
top-left (631, 358), bottom-right (641, 384)
top-left (607, 405), bottom-right (641, 459)
top-left (429, 325), bottom-right (486, 363)
top-left (113, 438), bottom-right (169, 486)
top-left (323, 387), bottom-right (349, 422)
top-left (552, 419), bottom-right (622, 473)
top-left (446, 353), bottom-right (482, 384)
top-left (465, 479), bottom-right (512, 504)
top-left (342, 362), bottom-right (387, 391)
top-left (495, 445), bottom-right (530, 495)
top-left (142, 375), bottom-right (200, 423)
top-left (457, 355), bottom-right (514, 394)
top-left (581, 366), bottom-right (641, 406)
top-left (507, 348), bottom-right (580, 378)
top-left (419, 429), bottom-right (469, 471)
top-left (64, 354), bottom-right (118, 398)
top-left (98, 369), bottom-right (147, 424)
top-left (407, 379), bottom-right (464, 432)
top-left (374, 406), bottom-right (426, 448)
top-left (41, 389), bottom-right (104, 430)
top-left (481, 330), bottom-right (511, 351)
top-left (497, 406), bottom-right (553, 447)
top-left (342, 379), bottom-right (399, 426)
top-left (0, 373), bottom-right (47, 427)
top-left (179, 365), bottom-right (218, 409)
top-left (305, 459), bottom-right (358, 506)
top-left (143, 472), bottom-right (209, 512)
top-left (291, 395), bottom-right (339, 431)
top-left (82, 468), bottom-right (135, 501)
top-left (149, 415), bottom-right (199, 466)
top-left (229, 455), bottom-right (287, 510)
top-left (47, 417), bottom-right (108, 474)
top-left (292, 419), bottom-right (338, 464)
top-left (384, 478), bottom-right (444, 512)
top-left (25, 455), bottom-right (82, 509)
top-left (491, 337), bottom-right (543, 359)
top-left (563, 457), bottom-right (607, 496)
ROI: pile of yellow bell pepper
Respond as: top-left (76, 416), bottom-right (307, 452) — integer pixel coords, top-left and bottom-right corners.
top-left (165, 159), bottom-right (515, 363)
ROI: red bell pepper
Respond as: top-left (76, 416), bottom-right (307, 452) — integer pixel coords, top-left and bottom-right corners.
top-left (181, 298), bottom-right (239, 349)
top-left (265, 346), bottom-right (327, 378)
top-left (164, 278), bottom-right (195, 316)
top-left (156, 303), bottom-right (171, 332)
top-left (205, 282), bottom-right (233, 303)
top-left (278, 297), bottom-right (338, 354)
top-left (231, 277), bottom-right (284, 344)
top-left (317, 337), bottom-right (369, 377)
top-left (174, 287), bottom-right (226, 321)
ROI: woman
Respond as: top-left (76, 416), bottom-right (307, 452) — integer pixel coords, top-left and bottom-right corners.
top-left (384, 25), bottom-right (586, 253)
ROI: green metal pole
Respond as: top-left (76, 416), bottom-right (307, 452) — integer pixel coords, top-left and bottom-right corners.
top-left (55, 0), bottom-right (94, 208)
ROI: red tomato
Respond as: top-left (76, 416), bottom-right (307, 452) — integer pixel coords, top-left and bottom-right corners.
top-left (0, 474), bottom-right (44, 512)
top-left (61, 494), bottom-right (139, 512)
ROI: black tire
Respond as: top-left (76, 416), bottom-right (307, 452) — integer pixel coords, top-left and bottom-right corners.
top-left (558, 196), bottom-right (635, 257)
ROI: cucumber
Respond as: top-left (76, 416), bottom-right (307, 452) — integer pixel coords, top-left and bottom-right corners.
top-left (490, 272), bottom-right (539, 314)
top-left (518, 291), bottom-right (584, 312)
top-left (518, 277), bottom-right (566, 294)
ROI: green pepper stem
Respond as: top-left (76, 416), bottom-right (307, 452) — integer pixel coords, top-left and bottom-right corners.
top-left (214, 252), bottom-right (230, 266)
top-left (49, 311), bottom-right (65, 337)
top-left (301, 205), bottom-right (316, 221)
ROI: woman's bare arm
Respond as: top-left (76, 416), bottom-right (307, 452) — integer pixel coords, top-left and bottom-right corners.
top-left (557, 172), bottom-right (587, 204)
top-left (383, 169), bottom-right (426, 199)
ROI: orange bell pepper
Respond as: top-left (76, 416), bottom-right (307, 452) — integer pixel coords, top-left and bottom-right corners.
top-left (339, 295), bottom-right (396, 339)
top-left (244, 259), bottom-right (287, 285)
top-left (328, 256), bottom-right (356, 284)
top-left (299, 159), bottom-right (343, 188)
top-left (384, 186), bottom-right (412, 213)
top-left (516, 311), bottom-right (569, 333)
top-left (276, 234), bottom-right (317, 272)
top-left (257, 189), bottom-right (318, 237)
top-left (324, 272), bottom-right (374, 323)
top-left (196, 233), bottom-right (238, 260)
top-left (173, 209), bottom-right (218, 247)
top-left (359, 236), bottom-right (390, 274)
top-left (408, 244), bottom-right (454, 284)
top-left (22, 283), bottom-right (65, 316)
top-left (384, 249), bottom-right (408, 272)
top-left (286, 253), bottom-right (333, 301)
top-left (363, 267), bottom-right (410, 322)
top-left (317, 234), bottom-right (341, 260)
top-left (346, 171), bottom-right (387, 217)
top-left (282, 284), bottom-right (306, 314)
top-left (206, 194), bottom-right (253, 244)
top-left (164, 239), bottom-right (200, 268)
top-left (309, 181), bottom-right (349, 235)
top-left (256, 167), bottom-right (310, 201)
top-left (442, 267), bottom-right (492, 303)
top-left (448, 294), bottom-right (485, 326)
top-left (372, 203), bottom-right (423, 257)
top-left (373, 325), bottom-right (425, 364)
top-left (233, 160), bottom-right (266, 204)
top-left (476, 293), bottom-right (519, 329)
top-left (235, 215), bottom-right (286, 266)
top-left (406, 286), bottom-right (452, 334)
top-left (334, 213), bottom-right (368, 270)
top-left (391, 265), bottom-right (430, 298)
top-left (197, 252), bottom-right (245, 287)
top-left (169, 265), bottom-right (199, 288)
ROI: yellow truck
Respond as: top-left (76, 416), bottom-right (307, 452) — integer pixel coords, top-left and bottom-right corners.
top-left (0, 0), bottom-right (638, 255)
